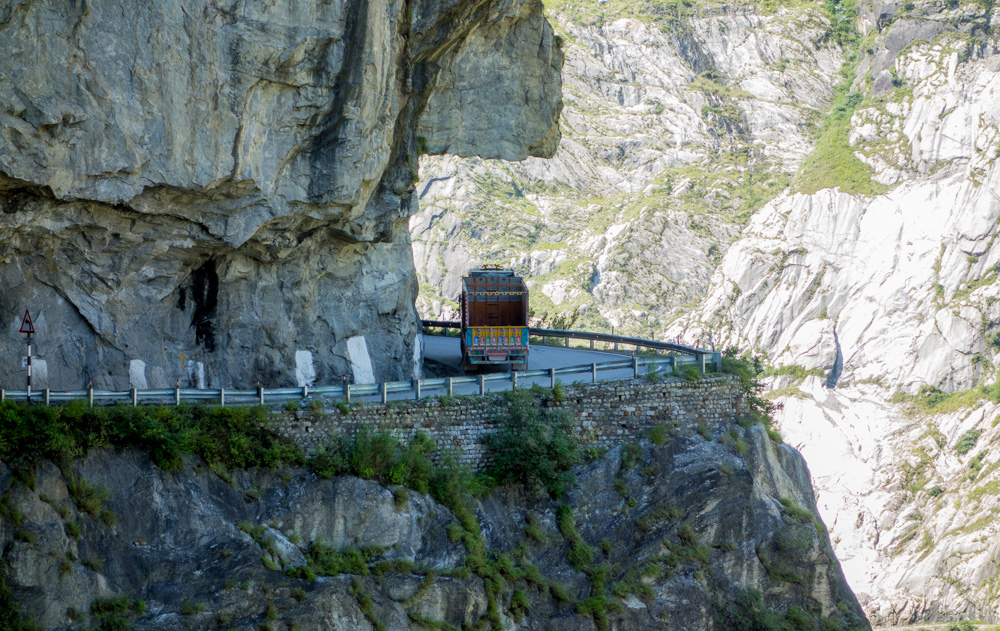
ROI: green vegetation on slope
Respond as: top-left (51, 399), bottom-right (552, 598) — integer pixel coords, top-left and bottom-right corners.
top-left (722, 349), bottom-right (784, 441)
top-left (543, 0), bottom-right (817, 27)
top-left (794, 68), bottom-right (887, 196)
top-left (0, 401), bottom-right (305, 479)
top-left (485, 389), bottom-right (581, 498)
top-left (794, 0), bottom-right (890, 196)
top-left (892, 382), bottom-right (1000, 416)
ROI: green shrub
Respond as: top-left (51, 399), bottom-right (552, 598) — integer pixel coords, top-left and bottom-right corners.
top-left (648, 425), bottom-right (668, 445)
top-left (393, 487), bottom-right (409, 511)
top-left (65, 474), bottom-right (112, 521)
top-left (264, 602), bottom-right (278, 621)
top-left (955, 430), bottom-right (981, 455)
top-left (620, 443), bottom-right (642, 471)
top-left (0, 401), bottom-right (305, 475)
top-left (508, 589), bottom-right (529, 621)
top-left (310, 430), bottom-right (435, 494)
top-left (524, 514), bottom-right (547, 545)
top-left (549, 582), bottom-right (572, 603)
top-left (677, 365), bottom-right (702, 382)
top-left (64, 520), bottom-right (82, 540)
top-left (179, 601), bottom-right (206, 615)
top-left (89, 595), bottom-right (146, 631)
top-left (721, 350), bottom-right (782, 440)
top-left (556, 505), bottom-right (594, 571)
top-left (779, 498), bottom-right (825, 536)
top-left (677, 524), bottom-right (698, 545)
top-left (552, 380), bottom-right (565, 402)
top-left (485, 391), bottom-right (580, 498)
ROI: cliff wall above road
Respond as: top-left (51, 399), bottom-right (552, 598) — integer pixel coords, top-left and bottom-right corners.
top-left (0, 0), bottom-right (562, 390)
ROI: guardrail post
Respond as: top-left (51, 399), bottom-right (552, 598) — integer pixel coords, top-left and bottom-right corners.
top-left (414, 378), bottom-right (421, 401)
top-left (614, 340), bottom-right (618, 351)
top-left (382, 382), bottom-right (389, 404)
top-left (88, 382), bottom-right (94, 408)
top-left (591, 363), bottom-right (597, 383)
top-left (478, 374), bottom-right (485, 396)
top-left (258, 383), bottom-right (264, 405)
top-left (512, 371), bottom-right (518, 391)
top-left (220, 388), bottom-right (226, 407)
top-left (345, 383), bottom-right (351, 404)
top-left (700, 354), bottom-right (706, 374)
top-left (131, 388), bottom-right (137, 407)
top-left (564, 338), bottom-right (569, 348)
top-left (1, 388), bottom-right (5, 402)
top-left (590, 339), bottom-right (594, 350)
top-left (632, 357), bottom-right (639, 379)
top-left (45, 388), bottom-right (51, 406)
top-left (302, 385), bottom-right (308, 399)
top-left (447, 377), bottom-right (453, 397)
top-left (175, 380), bottom-right (180, 406)
top-left (549, 367), bottom-right (555, 389)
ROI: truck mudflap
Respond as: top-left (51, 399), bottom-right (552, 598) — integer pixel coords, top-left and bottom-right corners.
top-left (465, 326), bottom-right (529, 364)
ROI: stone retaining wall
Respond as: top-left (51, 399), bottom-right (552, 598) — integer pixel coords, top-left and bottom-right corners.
top-left (272, 375), bottom-right (746, 468)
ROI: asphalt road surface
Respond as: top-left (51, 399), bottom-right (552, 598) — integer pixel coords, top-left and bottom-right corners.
top-left (352, 335), bottom-right (666, 403)
top-left (422, 334), bottom-right (635, 371)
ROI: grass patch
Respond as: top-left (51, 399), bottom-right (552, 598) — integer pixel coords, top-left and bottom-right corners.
top-left (648, 425), bottom-right (669, 445)
top-left (763, 365), bottom-right (825, 381)
top-left (557, 505), bottom-right (594, 571)
top-left (285, 541), bottom-right (383, 579)
top-left (955, 430), bottom-right (982, 455)
top-left (310, 429), bottom-right (435, 493)
top-left (779, 497), bottom-right (826, 536)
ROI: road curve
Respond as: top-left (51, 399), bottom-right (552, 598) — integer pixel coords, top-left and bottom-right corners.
top-left (422, 335), bottom-right (635, 371)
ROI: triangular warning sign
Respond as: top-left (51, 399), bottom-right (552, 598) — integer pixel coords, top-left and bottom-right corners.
top-left (18, 310), bottom-right (34, 334)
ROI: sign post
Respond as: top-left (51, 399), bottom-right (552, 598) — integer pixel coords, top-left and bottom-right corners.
top-left (19, 310), bottom-right (34, 403)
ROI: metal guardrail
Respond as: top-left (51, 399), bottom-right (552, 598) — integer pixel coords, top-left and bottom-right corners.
top-left (421, 320), bottom-right (721, 366)
top-left (0, 325), bottom-right (722, 407)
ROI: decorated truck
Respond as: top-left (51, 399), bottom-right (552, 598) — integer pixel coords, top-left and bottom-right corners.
top-left (460, 268), bottom-right (529, 371)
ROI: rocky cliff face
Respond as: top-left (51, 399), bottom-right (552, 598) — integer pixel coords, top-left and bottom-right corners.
top-left (412, 0), bottom-right (1000, 625)
top-left (0, 420), bottom-right (866, 631)
top-left (0, 0), bottom-right (562, 390)
top-left (411, 3), bottom-right (842, 334)
top-left (663, 0), bottom-right (1000, 625)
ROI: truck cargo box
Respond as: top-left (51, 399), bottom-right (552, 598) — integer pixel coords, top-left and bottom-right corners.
top-left (460, 268), bottom-right (529, 370)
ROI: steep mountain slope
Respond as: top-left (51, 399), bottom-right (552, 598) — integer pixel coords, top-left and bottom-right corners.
top-left (413, 0), bottom-right (1000, 625)
top-left (667, 1), bottom-right (1000, 625)
top-left (411, 2), bottom-right (843, 336)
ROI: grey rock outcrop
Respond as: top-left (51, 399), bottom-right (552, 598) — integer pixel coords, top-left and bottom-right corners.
top-left (0, 422), bottom-right (868, 630)
top-left (0, 0), bottom-right (562, 390)
top-left (411, 6), bottom-right (844, 334)
top-left (663, 0), bottom-right (1000, 623)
